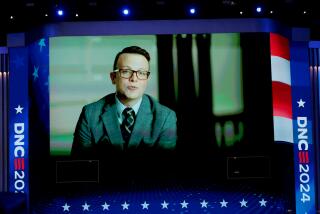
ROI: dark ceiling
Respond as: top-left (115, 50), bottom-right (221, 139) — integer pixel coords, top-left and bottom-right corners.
top-left (0, 0), bottom-right (319, 44)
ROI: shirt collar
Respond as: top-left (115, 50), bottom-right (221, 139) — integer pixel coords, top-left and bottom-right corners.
top-left (115, 95), bottom-right (142, 119)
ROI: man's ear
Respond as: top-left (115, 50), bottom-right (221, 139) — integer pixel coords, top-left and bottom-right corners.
top-left (110, 72), bottom-right (116, 84)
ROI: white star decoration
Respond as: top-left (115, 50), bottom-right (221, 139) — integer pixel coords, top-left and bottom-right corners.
top-left (15, 105), bottom-right (23, 114)
top-left (101, 202), bottom-right (110, 210)
top-left (200, 200), bottom-right (208, 208)
top-left (61, 198), bottom-right (272, 211)
top-left (161, 200), bottom-right (169, 209)
top-left (62, 203), bottom-right (70, 212)
top-left (297, 99), bottom-right (306, 108)
top-left (141, 201), bottom-right (149, 209)
top-left (180, 200), bottom-right (188, 208)
top-left (240, 199), bottom-right (248, 207)
top-left (259, 198), bottom-right (267, 207)
top-left (33, 66), bottom-right (39, 80)
top-left (121, 201), bottom-right (130, 210)
top-left (38, 38), bottom-right (46, 52)
top-left (220, 199), bottom-right (228, 207)
top-left (82, 202), bottom-right (90, 211)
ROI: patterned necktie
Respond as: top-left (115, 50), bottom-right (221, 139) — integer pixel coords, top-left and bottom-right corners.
top-left (121, 107), bottom-right (135, 145)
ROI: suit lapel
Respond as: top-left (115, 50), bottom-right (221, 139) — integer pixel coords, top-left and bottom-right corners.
top-left (100, 96), bottom-right (125, 149)
top-left (128, 95), bottom-right (152, 149)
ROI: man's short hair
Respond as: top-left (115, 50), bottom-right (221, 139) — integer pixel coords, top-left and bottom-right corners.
top-left (113, 46), bottom-right (150, 70)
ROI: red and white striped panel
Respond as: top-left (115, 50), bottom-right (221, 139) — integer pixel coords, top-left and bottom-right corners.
top-left (270, 33), bottom-right (293, 143)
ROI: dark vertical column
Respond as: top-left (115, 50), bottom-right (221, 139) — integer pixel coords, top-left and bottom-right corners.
top-left (156, 35), bottom-right (178, 180)
top-left (317, 48), bottom-right (320, 212)
top-left (196, 34), bottom-right (214, 148)
top-left (310, 47), bottom-right (320, 211)
top-left (176, 34), bottom-right (197, 150)
top-left (309, 48), bottom-right (315, 211)
top-left (175, 34), bottom-right (197, 179)
top-left (241, 32), bottom-right (293, 197)
top-left (241, 33), bottom-right (273, 149)
top-left (4, 69), bottom-right (8, 192)
top-left (0, 55), bottom-right (3, 192)
top-left (156, 35), bottom-right (176, 111)
top-left (0, 50), bottom-right (8, 192)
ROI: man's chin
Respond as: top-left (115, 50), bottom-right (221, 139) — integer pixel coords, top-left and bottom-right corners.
top-left (126, 96), bottom-right (142, 101)
top-left (124, 93), bottom-right (143, 101)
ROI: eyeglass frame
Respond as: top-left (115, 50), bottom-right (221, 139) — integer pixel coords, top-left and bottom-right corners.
top-left (114, 68), bottom-right (151, 80)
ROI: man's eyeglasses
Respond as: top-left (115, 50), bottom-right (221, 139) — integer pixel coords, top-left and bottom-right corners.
top-left (114, 69), bottom-right (150, 80)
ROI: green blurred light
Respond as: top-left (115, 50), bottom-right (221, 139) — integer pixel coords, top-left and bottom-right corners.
top-left (211, 34), bottom-right (243, 116)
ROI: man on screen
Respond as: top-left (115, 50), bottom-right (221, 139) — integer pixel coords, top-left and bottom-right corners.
top-left (71, 46), bottom-right (177, 158)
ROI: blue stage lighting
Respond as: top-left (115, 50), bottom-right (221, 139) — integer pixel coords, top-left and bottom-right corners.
top-left (57, 9), bottom-right (64, 16)
top-left (122, 8), bottom-right (130, 16)
top-left (189, 8), bottom-right (196, 15)
top-left (256, 6), bottom-right (262, 13)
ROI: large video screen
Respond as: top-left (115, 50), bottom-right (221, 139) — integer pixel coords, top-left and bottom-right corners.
top-left (49, 34), bottom-right (244, 156)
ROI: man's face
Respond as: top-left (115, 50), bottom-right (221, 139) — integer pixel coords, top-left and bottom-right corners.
top-left (110, 53), bottom-right (149, 104)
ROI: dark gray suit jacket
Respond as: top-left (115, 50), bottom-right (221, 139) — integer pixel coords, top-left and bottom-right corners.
top-left (71, 93), bottom-right (177, 158)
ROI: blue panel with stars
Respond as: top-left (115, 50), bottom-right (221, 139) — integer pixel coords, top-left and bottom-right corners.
top-left (290, 41), bottom-right (316, 213)
top-left (28, 37), bottom-right (49, 131)
top-left (32, 186), bottom-right (288, 213)
top-left (8, 47), bottom-right (29, 197)
top-left (7, 37), bottom-right (50, 212)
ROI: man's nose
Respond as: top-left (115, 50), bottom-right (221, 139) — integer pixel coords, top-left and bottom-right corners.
top-left (129, 72), bottom-right (138, 82)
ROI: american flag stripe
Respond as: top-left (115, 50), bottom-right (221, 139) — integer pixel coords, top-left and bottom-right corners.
top-left (272, 81), bottom-right (292, 119)
top-left (270, 33), bottom-right (293, 144)
top-left (273, 116), bottom-right (293, 143)
top-left (270, 33), bottom-right (290, 60)
top-left (271, 56), bottom-right (291, 85)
